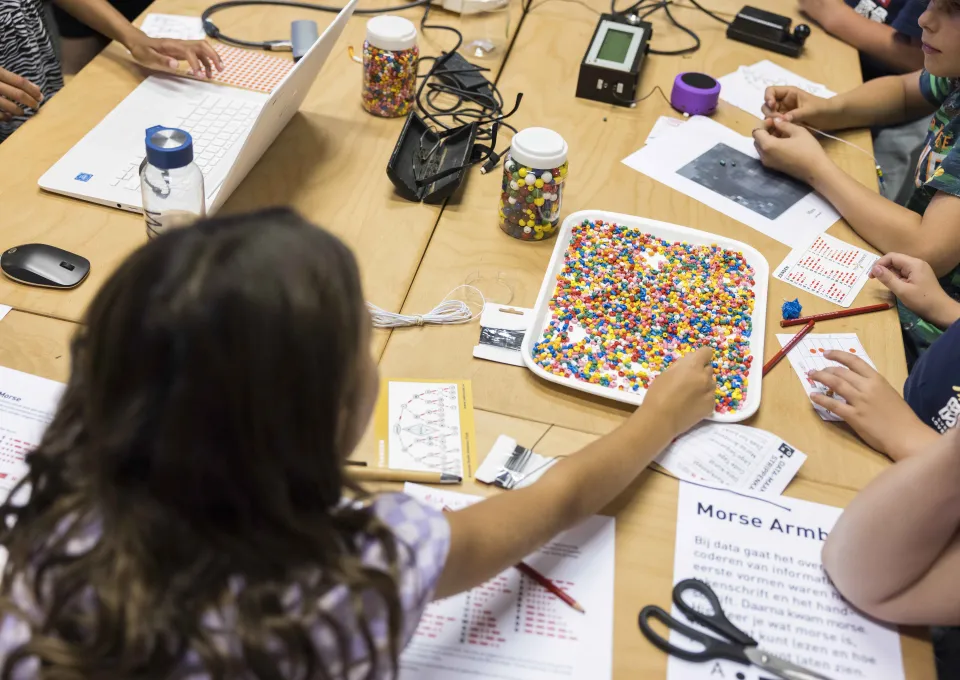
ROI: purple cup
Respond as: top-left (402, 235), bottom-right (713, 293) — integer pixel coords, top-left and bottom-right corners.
top-left (670, 72), bottom-right (721, 116)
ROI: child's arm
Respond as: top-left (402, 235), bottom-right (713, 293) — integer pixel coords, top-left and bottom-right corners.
top-left (810, 161), bottom-right (960, 276)
top-left (753, 119), bottom-right (960, 276)
top-left (798, 0), bottom-right (924, 74)
top-left (822, 427), bottom-right (960, 625)
top-left (52, 0), bottom-right (222, 75)
top-left (762, 72), bottom-right (934, 130)
top-left (433, 348), bottom-right (716, 600)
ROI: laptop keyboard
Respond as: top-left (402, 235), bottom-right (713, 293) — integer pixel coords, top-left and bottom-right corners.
top-left (113, 95), bottom-right (261, 192)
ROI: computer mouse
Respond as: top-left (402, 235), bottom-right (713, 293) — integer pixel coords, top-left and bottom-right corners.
top-left (1, 244), bottom-right (90, 289)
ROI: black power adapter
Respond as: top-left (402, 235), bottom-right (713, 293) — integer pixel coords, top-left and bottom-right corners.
top-left (726, 6), bottom-right (811, 57)
top-left (434, 51), bottom-right (497, 109)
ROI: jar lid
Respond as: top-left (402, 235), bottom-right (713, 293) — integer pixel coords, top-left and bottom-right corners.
top-left (144, 126), bottom-right (194, 170)
top-left (366, 16), bottom-right (417, 51)
top-left (510, 127), bottom-right (568, 170)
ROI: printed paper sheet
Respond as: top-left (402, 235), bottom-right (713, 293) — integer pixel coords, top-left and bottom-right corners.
top-left (668, 482), bottom-right (905, 680)
top-left (776, 333), bottom-right (875, 422)
top-left (375, 380), bottom-right (477, 478)
top-left (718, 60), bottom-right (836, 120)
top-left (400, 484), bottom-right (615, 680)
top-left (656, 423), bottom-right (806, 495)
top-left (0, 366), bottom-right (65, 498)
top-left (774, 234), bottom-right (880, 307)
top-left (622, 116), bottom-right (839, 249)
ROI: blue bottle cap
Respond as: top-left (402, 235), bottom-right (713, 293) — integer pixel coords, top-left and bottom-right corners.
top-left (144, 126), bottom-right (194, 170)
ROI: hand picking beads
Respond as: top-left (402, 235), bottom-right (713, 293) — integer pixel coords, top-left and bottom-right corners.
top-left (362, 16), bottom-right (419, 118)
top-left (531, 218), bottom-right (757, 414)
top-left (499, 127), bottom-right (569, 241)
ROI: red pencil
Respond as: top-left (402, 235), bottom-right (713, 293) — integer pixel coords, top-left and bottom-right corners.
top-left (514, 561), bottom-right (586, 614)
top-left (442, 506), bottom-right (585, 614)
top-left (780, 302), bottom-right (892, 327)
top-left (763, 321), bottom-right (815, 376)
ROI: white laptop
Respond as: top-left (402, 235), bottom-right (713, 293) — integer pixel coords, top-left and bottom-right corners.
top-left (39, 0), bottom-right (357, 214)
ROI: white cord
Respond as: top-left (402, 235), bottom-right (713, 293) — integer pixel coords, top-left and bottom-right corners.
top-left (368, 285), bottom-right (486, 328)
top-left (804, 125), bottom-right (885, 186)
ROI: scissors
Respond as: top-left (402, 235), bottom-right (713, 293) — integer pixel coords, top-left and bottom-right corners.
top-left (638, 579), bottom-right (838, 680)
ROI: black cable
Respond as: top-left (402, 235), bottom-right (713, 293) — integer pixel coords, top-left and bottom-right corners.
top-left (407, 0), bottom-right (522, 183)
top-left (612, 84), bottom-right (672, 108)
top-left (606, 0), bottom-right (731, 57)
top-left (687, 0), bottom-right (730, 25)
top-left (201, 0), bottom-right (432, 50)
top-left (202, 0), bottom-right (520, 178)
top-left (527, 0), bottom-right (600, 14)
top-left (647, 3), bottom-right (700, 55)
top-left (610, 0), bottom-right (664, 16)
top-left (413, 1), bottom-right (521, 145)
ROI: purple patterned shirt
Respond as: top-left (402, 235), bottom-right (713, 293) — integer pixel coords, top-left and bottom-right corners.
top-left (0, 493), bottom-right (451, 678)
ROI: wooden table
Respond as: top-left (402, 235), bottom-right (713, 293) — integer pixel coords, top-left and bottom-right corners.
top-left (378, 0), bottom-right (906, 491)
top-left (0, 0), bottom-right (521, 356)
top-left (0, 0), bottom-right (934, 674)
top-left (0, 311), bottom-right (936, 679)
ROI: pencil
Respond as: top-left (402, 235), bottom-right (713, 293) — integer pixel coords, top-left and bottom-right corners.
top-left (762, 320), bottom-right (815, 376)
top-left (440, 506), bottom-right (586, 614)
top-left (349, 468), bottom-right (462, 484)
top-left (514, 561), bottom-right (586, 614)
top-left (780, 302), bottom-right (892, 327)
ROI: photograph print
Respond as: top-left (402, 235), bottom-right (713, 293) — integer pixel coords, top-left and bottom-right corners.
top-left (677, 142), bottom-right (811, 220)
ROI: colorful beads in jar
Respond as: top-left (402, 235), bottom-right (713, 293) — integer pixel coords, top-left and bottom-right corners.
top-left (498, 127), bottom-right (569, 241)
top-left (362, 16), bottom-right (419, 118)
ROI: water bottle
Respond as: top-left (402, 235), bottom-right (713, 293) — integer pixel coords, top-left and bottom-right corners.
top-left (141, 126), bottom-right (205, 238)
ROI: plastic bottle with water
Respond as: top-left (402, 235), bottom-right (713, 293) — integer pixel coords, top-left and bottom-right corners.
top-left (141, 126), bottom-right (205, 238)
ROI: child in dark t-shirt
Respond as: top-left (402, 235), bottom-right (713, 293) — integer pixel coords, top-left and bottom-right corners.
top-left (807, 252), bottom-right (958, 458)
top-left (801, 0), bottom-right (924, 78)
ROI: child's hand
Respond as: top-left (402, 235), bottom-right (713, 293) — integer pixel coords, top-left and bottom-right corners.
top-left (752, 118), bottom-right (829, 183)
top-left (125, 33), bottom-right (223, 78)
top-left (642, 347), bottom-right (716, 436)
top-left (870, 252), bottom-right (960, 329)
top-left (761, 86), bottom-right (834, 129)
top-left (0, 66), bottom-right (42, 121)
top-left (808, 350), bottom-right (940, 460)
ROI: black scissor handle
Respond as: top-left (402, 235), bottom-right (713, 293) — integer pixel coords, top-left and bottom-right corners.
top-left (638, 605), bottom-right (751, 664)
top-left (672, 579), bottom-right (757, 647)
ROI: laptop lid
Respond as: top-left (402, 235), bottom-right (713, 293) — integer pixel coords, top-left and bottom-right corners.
top-left (208, 0), bottom-right (359, 212)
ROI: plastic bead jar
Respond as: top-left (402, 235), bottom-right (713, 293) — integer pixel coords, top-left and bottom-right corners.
top-left (498, 127), bottom-right (569, 241)
top-left (362, 16), bottom-right (419, 117)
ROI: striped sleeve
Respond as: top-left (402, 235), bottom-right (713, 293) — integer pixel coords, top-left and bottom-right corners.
top-left (0, 0), bottom-right (63, 143)
top-left (919, 70), bottom-right (953, 107)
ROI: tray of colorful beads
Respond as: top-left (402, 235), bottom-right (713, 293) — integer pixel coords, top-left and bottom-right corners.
top-left (521, 210), bottom-right (769, 422)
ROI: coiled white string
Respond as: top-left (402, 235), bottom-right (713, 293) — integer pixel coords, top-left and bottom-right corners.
top-left (368, 285), bottom-right (486, 328)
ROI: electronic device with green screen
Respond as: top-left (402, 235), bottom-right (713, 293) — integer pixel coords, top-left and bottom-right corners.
top-left (576, 14), bottom-right (652, 106)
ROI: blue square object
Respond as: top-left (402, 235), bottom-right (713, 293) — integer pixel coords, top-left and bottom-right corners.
top-left (74, 172), bottom-right (93, 182)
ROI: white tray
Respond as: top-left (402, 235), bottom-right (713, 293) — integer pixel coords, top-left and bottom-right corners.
top-left (521, 210), bottom-right (769, 423)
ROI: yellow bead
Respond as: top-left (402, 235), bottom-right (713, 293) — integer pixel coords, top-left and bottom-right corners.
top-left (535, 198), bottom-right (545, 206)
top-left (535, 179), bottom-right (544, 188)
